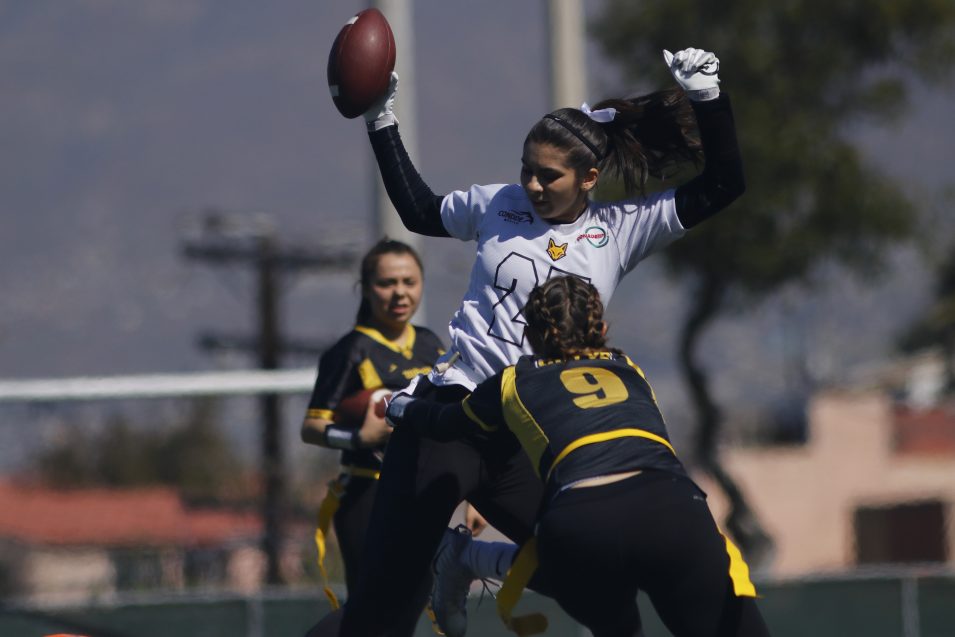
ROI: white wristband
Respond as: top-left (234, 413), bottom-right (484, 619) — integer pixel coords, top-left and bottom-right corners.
top-left (366, 113), bottom-right (398, 132)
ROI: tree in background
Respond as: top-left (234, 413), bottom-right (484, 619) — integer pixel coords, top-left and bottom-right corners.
top-left (33, 399), bottom-right (246, 502)
top-left (592, 1), bottom-right (955, 566)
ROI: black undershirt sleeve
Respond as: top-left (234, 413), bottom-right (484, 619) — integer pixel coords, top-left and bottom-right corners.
top-left (402, 400), bottom-right (470, 442)
top-left (368, 126), bottom-right (451, 238)
top-left (674, 93), bottom-right (745, 229)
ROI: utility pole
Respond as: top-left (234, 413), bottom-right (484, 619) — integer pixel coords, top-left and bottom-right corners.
top-left (183, 213), bottom-right (357, 584)
top-left (372, 0), bottom-right (419, 244)
top-left (371, 0), bottom-right (427, 320)
top-left (546, 0), bottom-right (587, 110)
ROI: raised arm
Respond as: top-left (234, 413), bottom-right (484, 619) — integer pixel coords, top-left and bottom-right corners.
top-left (364, 73), bottom-right (451, 238)
top-left (665, 48), bottom-right (745, 228)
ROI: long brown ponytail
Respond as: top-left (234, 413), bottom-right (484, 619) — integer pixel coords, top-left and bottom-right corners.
top-left (525, 88), bottom-right (701, 195)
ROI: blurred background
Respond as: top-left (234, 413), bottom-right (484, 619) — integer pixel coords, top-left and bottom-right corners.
top-left (1, 1), bottom-right (954, 635)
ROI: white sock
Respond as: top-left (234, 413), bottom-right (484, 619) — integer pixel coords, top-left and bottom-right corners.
top-left (462, 540), bottom-right (518, 580)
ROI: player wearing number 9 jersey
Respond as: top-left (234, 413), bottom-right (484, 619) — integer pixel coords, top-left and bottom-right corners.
top-left (461, 351), bottom-right (691, 497)
top-left (310, 47), bottom-right (745, 637)
top-left (389, 276), bottom-right (770, 637)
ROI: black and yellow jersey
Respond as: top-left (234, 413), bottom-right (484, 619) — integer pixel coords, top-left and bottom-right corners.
top-left (307, 324), bottom-right (444, 469)
top-left (459, 351), bottom-right (687, 490)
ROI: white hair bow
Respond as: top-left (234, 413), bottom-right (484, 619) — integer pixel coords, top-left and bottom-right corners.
top-left (580, 102), bottom-right (617, 123)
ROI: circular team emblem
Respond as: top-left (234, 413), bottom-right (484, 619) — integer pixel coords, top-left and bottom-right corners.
top-left (577, 226), bottom-right (608, 248)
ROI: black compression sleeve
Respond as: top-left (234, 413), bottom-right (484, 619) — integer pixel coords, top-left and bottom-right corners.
top-left (401, 399), bottom-right (470, 442)
top-left (674, 93), bottom-right (745, 229)
top-left (368, 126), bottom-right (451, 237)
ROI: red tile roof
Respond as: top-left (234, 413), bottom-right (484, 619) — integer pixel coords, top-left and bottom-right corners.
top-left (893, 404), bottom-right (955, 455)
top-left (0, 481), bottom-right (261, 547)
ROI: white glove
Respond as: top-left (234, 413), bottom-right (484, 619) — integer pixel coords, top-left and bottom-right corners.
top-left (364, 71), bottom-right (399, 131)
top-left (663, 48), bottom-right (720, 101)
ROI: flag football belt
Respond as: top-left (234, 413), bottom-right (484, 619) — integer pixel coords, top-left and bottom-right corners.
top-left (313, 465), bottom-right (382, 608)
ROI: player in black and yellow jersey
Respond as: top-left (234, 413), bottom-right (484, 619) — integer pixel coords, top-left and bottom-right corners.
top-left (300, 239), bottom-right (444, 616)
top-left (387, 276), bottom-right (770, 637)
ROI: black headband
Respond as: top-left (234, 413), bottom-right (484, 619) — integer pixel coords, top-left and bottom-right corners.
top-left (544, 114), bottom-right (604, 161)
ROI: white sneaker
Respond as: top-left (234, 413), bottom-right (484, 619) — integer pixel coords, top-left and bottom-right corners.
top-left (430, 524), bottom-right (476, 637)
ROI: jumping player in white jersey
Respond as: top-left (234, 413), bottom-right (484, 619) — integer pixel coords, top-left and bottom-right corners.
top-left (306, 47), bottom-right (745, 637)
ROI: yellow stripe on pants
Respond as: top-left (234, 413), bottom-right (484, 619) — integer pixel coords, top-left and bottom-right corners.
top-left (314, 477), bottom-right (345, 609)
top-left (313, 467), bottom-right (381, 609)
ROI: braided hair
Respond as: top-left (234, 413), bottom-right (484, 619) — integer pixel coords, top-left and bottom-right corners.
top-left (523, 276), bottom-right (617, 359)
top-left (525, 88), bottom-right (701, 195)
top-left (355, 238), bottom-right (424, 324)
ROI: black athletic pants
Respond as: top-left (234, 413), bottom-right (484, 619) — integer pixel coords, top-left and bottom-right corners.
top-left (535, 470), bottom-right (771, 637)
top-left (339, 382), bottom-right (545, 637)
top-left (333, 475), bottom-right (378, 596)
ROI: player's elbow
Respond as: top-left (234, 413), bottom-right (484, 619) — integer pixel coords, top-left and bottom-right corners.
top-left (711, 167), bottom-right (745, 210)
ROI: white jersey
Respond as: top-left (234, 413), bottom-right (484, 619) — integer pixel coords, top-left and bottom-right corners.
top-left (430, 183), bottom-right (685, 389)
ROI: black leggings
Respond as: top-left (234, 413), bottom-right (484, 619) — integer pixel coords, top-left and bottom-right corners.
top-left (333, 476), bottom-right (378, 595)
top-left (535, 471), bottom-right (770, 637)
top-left (340, 383), bottom-right (545, 637)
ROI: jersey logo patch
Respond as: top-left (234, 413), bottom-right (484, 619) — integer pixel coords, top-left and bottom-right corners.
top-left (576, 226), bottom-right (608, 248)
top-left (546, 238), bottom-right (568, 261)
top-left (499, 209), bottom-right (533, 224)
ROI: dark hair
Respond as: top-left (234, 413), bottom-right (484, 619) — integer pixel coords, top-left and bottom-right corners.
top-left (523, 276), bottom-right (616, 358)
top-left (525, 88), bottom-right (701, 195)
top-left (355, 238), bottom-right (423, 324)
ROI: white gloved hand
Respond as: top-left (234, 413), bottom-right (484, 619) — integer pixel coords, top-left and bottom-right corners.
top-left (663, 48), bottom-right (720, 101)
top-left (363, 71), bottom-right (399, 131)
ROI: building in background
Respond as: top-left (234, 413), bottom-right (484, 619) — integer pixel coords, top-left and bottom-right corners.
top-left (702, 348), bottom-right (955, 577)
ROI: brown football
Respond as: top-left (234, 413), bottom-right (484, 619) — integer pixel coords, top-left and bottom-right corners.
top-left (333, 388), bottom-right (391, 427)
top-left (327, 8), bottom-right (396, 119)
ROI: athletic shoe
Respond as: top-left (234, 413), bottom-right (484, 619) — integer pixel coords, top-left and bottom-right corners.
top-left (430, 524), bottom-right (476, 637)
